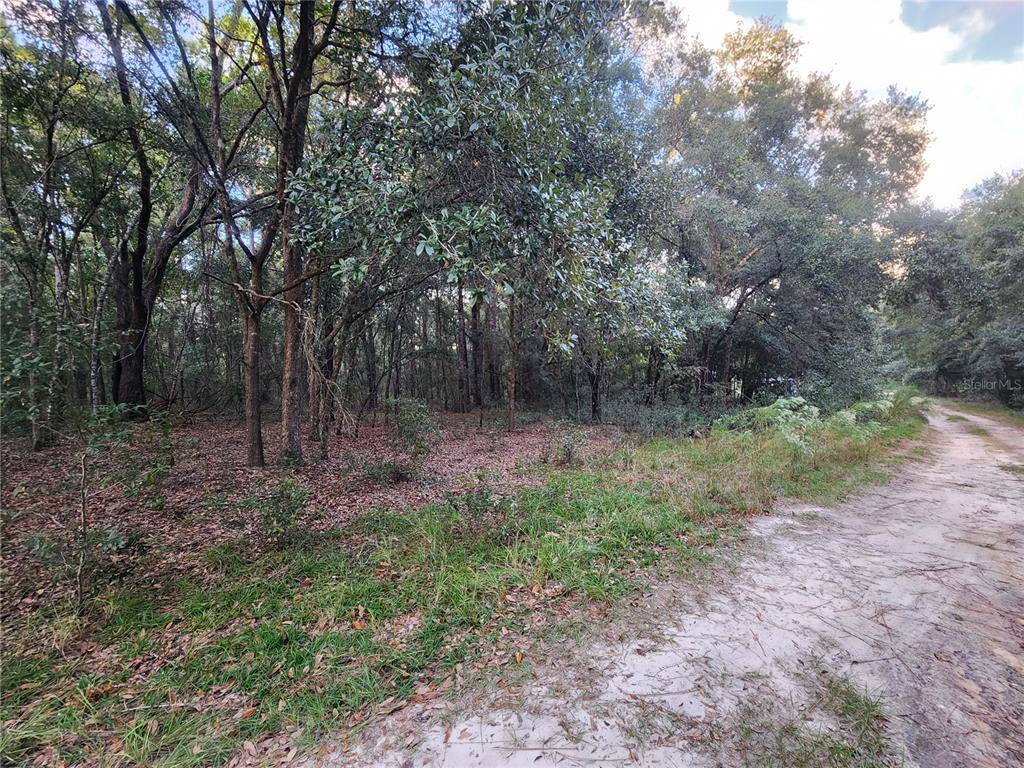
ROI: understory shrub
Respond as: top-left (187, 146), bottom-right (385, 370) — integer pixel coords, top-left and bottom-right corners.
top-left (542, 421), bottom-right (586, 466)
top-left (241, 478), bottom-right (310, 549)
top-left (14, 407), bottom-right (174, 617)
top-left (712, 387), bottom-right (926, 457)
top-left (364, 459), bottom-right (413, 484)
top-left (604, 399), bottom-right (722, 439)
top-left (367, 398), bottom-right (436, 481)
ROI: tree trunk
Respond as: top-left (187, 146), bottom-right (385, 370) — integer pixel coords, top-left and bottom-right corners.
top-left (486, 290), bottom-right (501, 401)
top-left (364, 325), bottom-right (378, 411)
top-left (470, 294), bottom-right (483, 407)
top-left (434, 293), bottom-right (451, 409)
top-left (644, 345), bottom-right (663, 407)
top-left (721, 333), bottom-right (733, 402)
top-left (277, 0), bottom-right (316, 464)
top-left (506, 294), bottom-right (516, 431)
top-left (27, 292), bottom-right (43, 451)
top-left (45, 253), bottom-right (72, 427)
top-left (456, 282), bottom-right (470, 412)
top-left (115, 327), bottom-right (148, 410)
top-left (90, 253), bottom-right (116, 415)
top-left (588, 353), bottom-right (604, 423)
top-left (280, 222), bottom-right (304, 462)
top-left (243, 311), bottom-right (265, 467)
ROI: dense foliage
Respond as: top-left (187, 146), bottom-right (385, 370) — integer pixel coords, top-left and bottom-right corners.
top-left (2, 0), bottom-right (1009, 468)
top-left (885, 173), bottom-right (1024, 407)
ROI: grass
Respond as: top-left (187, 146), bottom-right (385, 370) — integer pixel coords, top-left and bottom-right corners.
top-left (734, 669), bottom-right (899, 767)
top-left (966, 425), bottom-right (990, 437)
top-left (944, 399), bottom-right (1024, 427)
top-left (1, 394), bottom-right (926, 767)
top-left (946, 414), bottom-right (968, 422)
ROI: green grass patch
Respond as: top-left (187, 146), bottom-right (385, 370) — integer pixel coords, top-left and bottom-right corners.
top-left (966, 425), bottom-right (990, 437)
top-left (946, 414), bottom-right (968, 422)
top-left (1, 395), bottom-right (925, 767)
top-left (734, 669), bottom-right (898, 767)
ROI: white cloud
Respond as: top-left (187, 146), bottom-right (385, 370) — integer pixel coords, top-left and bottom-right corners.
top-left (669, 0), bottom-right (1024, 208)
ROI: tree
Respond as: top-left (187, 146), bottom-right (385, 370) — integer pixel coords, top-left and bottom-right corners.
top-left (886, 174), bottom-right (1024, 407)
top-left (651, 20), bottom-right (928, 405)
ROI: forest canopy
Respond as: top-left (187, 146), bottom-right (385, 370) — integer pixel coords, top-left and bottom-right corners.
top-left (1, 0), bottom-right (1019, 467)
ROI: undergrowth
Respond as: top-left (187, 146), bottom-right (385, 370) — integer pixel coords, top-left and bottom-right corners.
top-left (0, 390), bottom-right (926, 767)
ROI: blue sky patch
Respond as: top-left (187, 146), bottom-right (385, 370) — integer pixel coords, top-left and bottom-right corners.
top-left (901, 0), bottom-right (1023, 62)
top-left (728, 0), bottom-right (790, 24)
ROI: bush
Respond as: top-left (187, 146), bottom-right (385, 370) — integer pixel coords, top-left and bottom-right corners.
top-left (712, 389), bottom-right (927, 455)
top-left (16, 407), bottom-right (176, 614)
top-left (364, 460), bottom-right (413, 484)
top-left (542, 422), bottom-right (586, 466)
top-left (377, 397), bottom-right (436, 479)
top-left (604, 399), bottom-right (720, 439)
top-left (22, 526), bottom-right (147, 595)
top-left (714, 396), bottom-right (820, 432)
top-left (89, 406), bottom-right (175, 511)
top-left (241, 478), bottom-right (309, 549)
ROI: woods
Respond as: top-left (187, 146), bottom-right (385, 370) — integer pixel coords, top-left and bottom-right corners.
top-left (3, 3), bottom-right (1023, 767)
top-left (4, 0), bottom-right (985, 466)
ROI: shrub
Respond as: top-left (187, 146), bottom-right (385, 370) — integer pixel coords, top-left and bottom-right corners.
top-left (364, 460), bottom-right (412, 484)
top-left (386, 398), bottom-right (435, 459)
top-left (604, 399), bottom-right (721, 439)
top-left (22, 526), bottom-right (146, 595)
top-left (712, 389), bottom-right (927, 456)
top-left (89, 406), bottom-right (175, 511)
top-left (369, 398), bottom-right (436, 481)
top-left (241, 478), bottom-right (309, 549)
top-left (542, 422), bottom-right (586, 466)
top-left (714, 396), bottom-right (820, 431)
top-left (17, 407), bottom-right (175, 614)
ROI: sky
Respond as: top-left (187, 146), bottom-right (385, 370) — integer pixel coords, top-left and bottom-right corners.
top-left (669, 0), bottom-right (1024, 208)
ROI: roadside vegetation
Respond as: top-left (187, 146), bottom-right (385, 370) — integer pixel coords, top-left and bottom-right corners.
top-left (943, 400), bottom-right (1024, 427)
top-left (0, 390), bottom-right (926, 766)
top-left (734, 668), bottom-right (899, 768)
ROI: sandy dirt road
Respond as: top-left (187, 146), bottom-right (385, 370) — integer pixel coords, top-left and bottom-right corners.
top-left (312, 403), bottom-right (1024, 767)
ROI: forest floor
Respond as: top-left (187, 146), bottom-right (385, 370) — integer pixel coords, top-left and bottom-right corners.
top-left (1, 414), bottom-right (618, 623)
top-left (307, 402), bottom-right (1024, 768)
